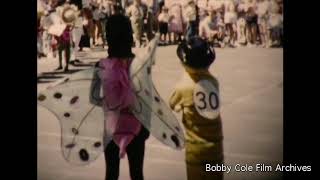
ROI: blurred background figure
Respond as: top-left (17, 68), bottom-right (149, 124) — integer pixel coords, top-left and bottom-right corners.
top-left (71, 7), bottom-right (84, 62)
top-left (197, 0), bottom-right (209, 21)
top-left (158, 6), bottom-right (170, 45)
top-left (184, 0), bottom-right (198, 40)
top-left (245, 6), bottom-right (258, 47)
top-left (145, 6), bottom-right (156, 43)
top-left (224, 0), bottom-right (237, 47)
top-left (199, 9), bottom-right (225, 48)
top-left (207, 0), bottom-right (225, 19)
top-left (236, 0), bottom-right (248, 45)
top-left (79, 6), bottom-right (95, 50)
top-left (256, 0), bottom-right (270, 47)
top-left (166, 0), bottom-right (184, 44)
top-left (127, 0), bottom-right (145, 47)
top-left (267, 0), bottom-right (283, 47)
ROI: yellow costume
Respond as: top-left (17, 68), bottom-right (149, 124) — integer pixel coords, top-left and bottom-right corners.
top-left (169, 68), bottom-right (223, 180)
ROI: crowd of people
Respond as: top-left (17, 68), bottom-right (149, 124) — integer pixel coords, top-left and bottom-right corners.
top-left (37, 0), bottom-right (283, 71)
top-left (158, 0), bottom-right (283, 48)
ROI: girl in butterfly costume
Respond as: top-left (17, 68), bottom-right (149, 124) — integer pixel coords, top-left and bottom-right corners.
top-left (94, 14), bottom-right (150, 180)
top-left (170, 37), bottom-right (223, 180)
top-left (37, 13), bottom-right (185, 180)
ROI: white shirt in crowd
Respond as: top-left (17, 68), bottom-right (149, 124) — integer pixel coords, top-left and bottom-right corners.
top-left (126, 4), bottom-right (144, 22)
top-left (224, 0), bottom-right (237, 24)
top-left (269, 0), bottom-right (280, 14)
top-left (93, 8), bottom-right (100, 20)
top-left (268, 13), bottom-right (282, 28)
top-left (199, 15), bottom-right (223, 38)
top-left (184, 4), bottom-right (196, 22)
top-left (158, 12), bottom-right (170, 23)
top-left (256, 0), bottom-right (270, 17)
top-left (208, 0), bottom-right (225, 10)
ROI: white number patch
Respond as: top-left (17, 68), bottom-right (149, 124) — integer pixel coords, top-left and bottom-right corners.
top-left (193, 80), bottom-right (220, 119)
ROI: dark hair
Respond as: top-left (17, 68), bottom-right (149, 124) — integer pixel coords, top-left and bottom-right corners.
top-left (106, 14), bottom-right (134, 58)
top-left (177, 37), bottom-right (215, 69)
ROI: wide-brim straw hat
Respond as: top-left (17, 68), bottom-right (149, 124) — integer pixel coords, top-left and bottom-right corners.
top-left (61, 5), bottom-right (80, 25)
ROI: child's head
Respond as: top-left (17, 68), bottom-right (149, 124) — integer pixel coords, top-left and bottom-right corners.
top-left (162, 6), bottom-right (168, 13)
top-left (176, 37), bottom-right (215, 70)
top-left (134, 0), bottom-right (141, 5)
top-left (227, 3), bottom-right (236, 12)
top-left (106, 14), bottom-right (134, 58)
top-left (209, 9), bottom-right (217, 21)
top-left (187, 0), bottom-right (195, 7)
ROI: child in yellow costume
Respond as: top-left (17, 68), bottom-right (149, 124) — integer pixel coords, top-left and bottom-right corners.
top-left (169, 37), bottom-right (223, 180)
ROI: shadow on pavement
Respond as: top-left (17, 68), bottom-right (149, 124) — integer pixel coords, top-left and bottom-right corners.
top-left (41, 69), bottom-right (82, 75)
top-left (37, 80), bottom-right (54, 84)
top-left (37, 75), bottom-right (64, 79)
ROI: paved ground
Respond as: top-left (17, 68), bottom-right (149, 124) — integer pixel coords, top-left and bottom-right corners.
top-left (37, 45), bottom-right (283, 180)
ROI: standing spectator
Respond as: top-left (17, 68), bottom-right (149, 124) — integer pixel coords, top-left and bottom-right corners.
top-left (127, 0), bottom-right (145, 47)
top-left (71, 9), bottom-right (84, 61)
top-left (158, 6), bottom-right (170, 44)
top-left (79, 7), bottom-right (94, 51)
top-left (245, 4), bottom-right (258, 47)
top-left (197, 0), bottom-right (208, 21)
top-left (199, 9), bottom-right (225, 47)
top-left (92, 4), bottom-right (101, 46)
top-left (38, 13), bottom-right (46, 58)
top-left (142, 0), bottom-right (157, 38)
top-left (55, 24), bottom-right (73, 71)
top-left (184, 0), bottom-right (198, 40)
top-left (208, 0), bottom-right (225, 18)
top-left (224, 0), bottom-right (237, 47)
top-left (236, 0), bottom-right (248, 45)
top-left (82, 7), bottom-right (95, 48)
top-left (101, 0), bottom-right (115, 17)
top-left (256, 0), bottom-right (270, 47)
top-left (167, 0), bottom-right (184, 43)
top-left (268, 0), bottom-right (282, 47)
top-left (145, 6), bottom-right (156, 43)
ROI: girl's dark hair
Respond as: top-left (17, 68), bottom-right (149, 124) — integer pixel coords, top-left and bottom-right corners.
top-left (106, 14), bottom-right (134, 58)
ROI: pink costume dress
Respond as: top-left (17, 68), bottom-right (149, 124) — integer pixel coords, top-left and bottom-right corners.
top-left (99, 57), bottom-right (142, 158)
top-left (168, 1), bottom-right (184, 34)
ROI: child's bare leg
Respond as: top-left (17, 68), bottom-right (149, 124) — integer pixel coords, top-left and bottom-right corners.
top-left (263, 23), bottom-right (269, 47)
top-left (164, 33), bottom-right (167, 43)
top-left (64, 44), bottom-right (71, 71)
top-left (259, 24), bottom-right (265, 46)
top-left (252, 25), bottom-right (257, 44)
top-left (57, 45), bottom-right (63, 70)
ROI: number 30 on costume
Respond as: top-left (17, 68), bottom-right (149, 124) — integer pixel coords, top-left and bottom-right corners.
top-left (193, 80), bottom-right (220, 119)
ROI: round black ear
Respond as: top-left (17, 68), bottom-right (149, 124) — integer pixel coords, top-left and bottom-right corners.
top-left (177, 40), bottom-right (191, 64)
top-left (207, 43), bottom-right (216, 64)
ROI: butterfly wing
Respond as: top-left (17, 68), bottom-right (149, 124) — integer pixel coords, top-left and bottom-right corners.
top-left (38, 68), bottom-right (105, 166)
top-left (130, 35), bottom-right (185, 149)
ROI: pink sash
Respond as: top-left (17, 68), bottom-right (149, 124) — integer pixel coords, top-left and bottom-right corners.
top-left (99, 58), bottom-right (141, 158)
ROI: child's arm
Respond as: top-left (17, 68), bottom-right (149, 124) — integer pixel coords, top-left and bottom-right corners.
top-left (169, 89), bottom-right (183, 112)
top-left (89, 63), bottom-right (103, 107)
